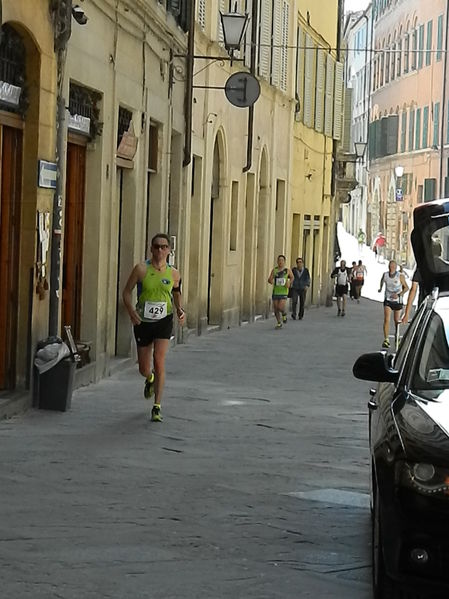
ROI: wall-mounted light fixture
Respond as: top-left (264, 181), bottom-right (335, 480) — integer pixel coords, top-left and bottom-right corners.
top-left (220, 3), bottom-right (249, 61)
top-left (354, 140), bottom-right (367, 161)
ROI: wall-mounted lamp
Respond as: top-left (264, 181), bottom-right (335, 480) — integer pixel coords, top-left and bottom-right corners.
top-left (394, 165), bottom-right (404, 202)
top-left (220, 3), bottom-right (250, 60)
top-left (354, 140), bottom-right (367, 160)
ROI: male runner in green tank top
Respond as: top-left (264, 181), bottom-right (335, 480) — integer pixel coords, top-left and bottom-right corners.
top-left (268, 255), bottom-right (293, 329)
top-left (123, 233), bottom-right (186, 422)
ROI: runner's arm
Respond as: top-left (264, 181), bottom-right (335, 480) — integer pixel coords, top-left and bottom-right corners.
top-left (401, 281), bottom-right (418, 323)
top-left (123, 264), bottom-right (144, 325)
top-left (172, 269), bottom-right (186, 325)
top-left (378, 274), bottom-right (384, 293)
top-left (268, 269), bottom-right (275, 284)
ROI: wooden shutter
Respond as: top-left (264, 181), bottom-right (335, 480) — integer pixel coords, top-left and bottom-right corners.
top-left (280, 0), bottom-right (289, 92)
top-left (243, 0), bottom-right (253, 68)
top-left (296, 25), bottom-right (305, 121)
top-left (218, 0), bottom-right (226, 42)
top-left (271, 0), bottom-right (282, 87)
top-left (324, 53), bottom-right (334, 137)
top-left (333, 60), bottom-right (344, 140)
top-left (258, 0), bottom-right (272, 79)
top-left (197, 0), bottom-right (206, 30)
top-left (315, 48), bottom-right (325, 132)
top-left (303, 33), bottom-right (315, 128)
top-left (341, 87), bottom-right (352, 152)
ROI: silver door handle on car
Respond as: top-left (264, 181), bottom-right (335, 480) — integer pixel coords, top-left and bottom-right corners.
top-left (368, 388), bottom-right (378, 411)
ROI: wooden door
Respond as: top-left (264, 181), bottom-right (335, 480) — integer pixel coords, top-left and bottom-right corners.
top-left (0, 126), bottom-right (23, 390)
top-left (62, 142), bottom-right (86, 340)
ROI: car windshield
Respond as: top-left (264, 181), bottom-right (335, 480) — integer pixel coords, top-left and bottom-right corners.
top-left (412, 309), bottom-right (449, 390)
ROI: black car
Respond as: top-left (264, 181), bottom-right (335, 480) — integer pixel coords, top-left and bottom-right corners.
top-left (353, 200), bottom-right (449, 599)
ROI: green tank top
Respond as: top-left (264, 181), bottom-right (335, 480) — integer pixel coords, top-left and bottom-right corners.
top-left (273, 267), bottom-right (289, 296)
top-left (136, 261), bottom-right (174, 322)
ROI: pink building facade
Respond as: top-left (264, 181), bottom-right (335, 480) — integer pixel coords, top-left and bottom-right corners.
top-left (368, 0), bottom-right (448, 266)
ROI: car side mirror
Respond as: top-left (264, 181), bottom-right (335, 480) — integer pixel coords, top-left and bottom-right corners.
top-left (353, 351), bottom-right (399, 383)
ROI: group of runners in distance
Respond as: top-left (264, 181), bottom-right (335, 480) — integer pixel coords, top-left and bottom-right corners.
top-left (268, 252), bottom-right (412, 351)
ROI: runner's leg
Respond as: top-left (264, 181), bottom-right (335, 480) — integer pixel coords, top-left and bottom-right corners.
top-left (153, 338), bottom-right (170, 406)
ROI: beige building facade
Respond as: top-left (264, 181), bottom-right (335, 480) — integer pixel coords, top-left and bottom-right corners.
top-left (291, 1), bottom-right (341, 306)
top-left (368, 0), bottom-right (448, 265)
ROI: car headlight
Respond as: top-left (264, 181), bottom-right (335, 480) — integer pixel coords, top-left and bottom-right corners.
top-left (401, 461), bottom-right (449, 495)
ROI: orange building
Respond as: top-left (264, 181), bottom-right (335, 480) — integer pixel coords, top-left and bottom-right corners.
top-left (368, 0), bottom-right (448, 266)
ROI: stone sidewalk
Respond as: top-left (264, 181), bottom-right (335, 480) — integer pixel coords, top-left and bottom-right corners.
top-left (0, 297), bottom-right (386, 598)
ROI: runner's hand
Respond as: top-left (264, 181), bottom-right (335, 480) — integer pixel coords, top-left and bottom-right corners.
top-left (177, 309), bottom-right (186, 327)
top-left (129, 309), bottom-right (141, 326)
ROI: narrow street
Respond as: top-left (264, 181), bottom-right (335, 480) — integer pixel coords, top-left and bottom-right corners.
top-left (0, 297), bottom-right (384, 599)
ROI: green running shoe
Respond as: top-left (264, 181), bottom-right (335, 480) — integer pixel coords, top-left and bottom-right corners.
top-left (144, 372), bottom-right (155, 399)
top-left (282, 314), bottom-right (287, 323)
top-left (275, 322), bottom-right (282, 329)
top-left (382, 338), bottom-right (390, 349)
top-left (151, 404), bottom-right (162, 422)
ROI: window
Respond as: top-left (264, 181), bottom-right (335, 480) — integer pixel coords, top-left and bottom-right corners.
top-left (433, 102), bottom-right (440, 147)
top-left (303, 34), bottom-right (316, 128)
top-left (418, 24), bottom-right (424, 69)
top-left (411, 28), bottom-right (418, 69)
top-left (426, 20), bottom-right (433, 66)
top-left (415, 107), bottom-right (421, 150)
top-left (409, 108), bottom-right (415, 151)
top-left (279, 0), bottom-right (289, 92)
top-left (396, 39), bottom-right (402, 77)
top-left (404, 33), bottom-right (410, 73)
top-left (437, 14), bottom-right (443, 61)
top-left (197, 0), bottom-right (205, 30)
top-left (422, 106), bottom-right (429, 148)
top-left (401, 110), bottom-right (407, 152)
top-left (412, 312), bottom-right (449, 392)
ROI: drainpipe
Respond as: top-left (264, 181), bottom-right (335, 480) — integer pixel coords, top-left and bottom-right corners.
top-left (327, 0), bottom-right (344, 306)
top-left (243, 0), bottom-right (258, 173)
top-left (182, 0), bottom-right (195, 167)
top-left (49, 0), bottom-right (72, 336)
top-left (439, 3), bottom-right (449, 197)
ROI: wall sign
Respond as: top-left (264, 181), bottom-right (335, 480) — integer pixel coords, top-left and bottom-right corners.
top-left (38, 160), bottom-right (57, 189)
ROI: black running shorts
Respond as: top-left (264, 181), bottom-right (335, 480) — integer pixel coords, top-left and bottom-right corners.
top-left (133, 314), bottom-right (174, 346)
top-left (384, 300), bottom-right (403, 311)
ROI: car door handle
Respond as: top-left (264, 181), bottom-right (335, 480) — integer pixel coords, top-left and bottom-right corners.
top-left (368, 398), bottom-right (378, 411)
top-left (369, 388), bottom-right (377, 396)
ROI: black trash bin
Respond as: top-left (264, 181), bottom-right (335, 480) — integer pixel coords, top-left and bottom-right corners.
top-left (34, 337), bottom-right (76, 412)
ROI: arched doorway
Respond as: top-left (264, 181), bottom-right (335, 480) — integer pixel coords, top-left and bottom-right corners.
top-left (255, 149), bottom-right (270, 316)
top-left (207, 135), bottom-right (226, 325)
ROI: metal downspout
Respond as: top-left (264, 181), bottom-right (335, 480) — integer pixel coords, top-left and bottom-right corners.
top-left (243, 0), bottom-right (258, 173)
top-left (182, 0), bottom-right (195, 168)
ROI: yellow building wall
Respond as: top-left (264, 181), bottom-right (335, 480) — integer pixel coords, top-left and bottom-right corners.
top-left (291, 1), bottom-right (339, 306)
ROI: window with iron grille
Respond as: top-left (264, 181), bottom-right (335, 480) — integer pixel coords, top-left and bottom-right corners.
top-left (69, 83), bottom-right (102, 139)
top-left (117, 107), bottom-right (133, 148)
top-left (0, 24), bottom-right (27, 116)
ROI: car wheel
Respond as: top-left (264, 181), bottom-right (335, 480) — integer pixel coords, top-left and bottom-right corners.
top-left (372, 486), bottom-right (399, 599)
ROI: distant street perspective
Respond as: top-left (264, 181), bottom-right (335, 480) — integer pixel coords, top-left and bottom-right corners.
top-left (0, 292), bottom-right (381, 599)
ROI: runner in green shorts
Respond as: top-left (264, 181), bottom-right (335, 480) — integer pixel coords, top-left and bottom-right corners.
top-left (268, 255), bottom-right (293, 329)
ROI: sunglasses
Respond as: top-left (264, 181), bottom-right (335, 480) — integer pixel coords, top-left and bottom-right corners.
top-left (152, 244), bottom-right (169, 250)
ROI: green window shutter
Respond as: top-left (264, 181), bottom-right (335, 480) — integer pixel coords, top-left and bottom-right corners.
top-left (386, 115), bottom-right (399, 156)
top-left (437, 15), bottom-right (443, 61)
top-left (424, 178), bottom-right (436, 202)
top-left (422, 106), bottom-right (429, 147)
top-left (409, 109), bottom-right (415, 151)
top-left (315, 48), bottom-right (326, 132)
top-left (426, 20), bottom-right (433, 66)
top-left (415, 107), bottom-right (421, 149)
top-left (433, 102), bottom-right (440, 147)
top-left (418, 24), bottom-right (424, 69)
top-left (401, 111), bottom-right (407, 152)
top-left (303, 33), bottom-right (315, 128)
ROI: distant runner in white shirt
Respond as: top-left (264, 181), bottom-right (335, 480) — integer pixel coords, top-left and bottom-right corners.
top-left (378, 260), bottom-right (408, 349)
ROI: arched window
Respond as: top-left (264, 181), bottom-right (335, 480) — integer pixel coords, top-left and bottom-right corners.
top-left (404, 22), bottom-right (410, 73)
top-left (411, 19), bottom-right (418, 70)
top-left (385, 35), bottom-right (391, 83)
top-left (397, 26), bottom-right (402, 77)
